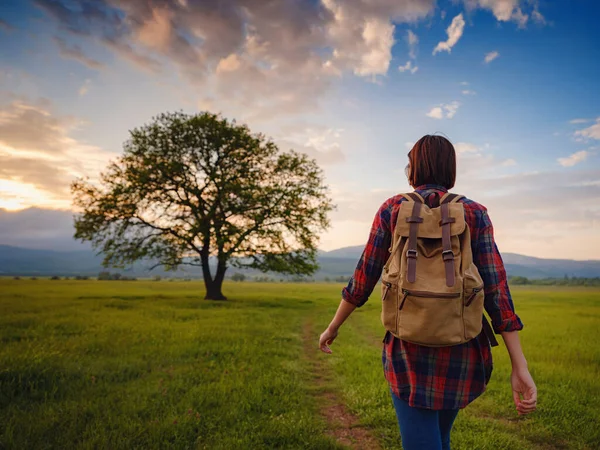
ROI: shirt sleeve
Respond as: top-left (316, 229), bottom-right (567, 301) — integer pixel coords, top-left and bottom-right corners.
top-left (473, 209), bottom-right (524, 334)
top-left (341, 200), bottom-right (393, 307)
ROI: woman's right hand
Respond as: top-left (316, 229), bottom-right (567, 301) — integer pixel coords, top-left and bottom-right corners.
top-left (319, 326), bottom-right (339, 354)
top-left (511, 367), bottom-right (537, 415)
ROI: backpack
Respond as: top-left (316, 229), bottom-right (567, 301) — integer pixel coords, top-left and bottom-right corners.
top-left (381, 192), bottom-right (498, 347)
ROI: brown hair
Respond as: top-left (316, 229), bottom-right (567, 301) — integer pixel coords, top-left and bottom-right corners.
top-left (406, 135), bottom-right (456, 189)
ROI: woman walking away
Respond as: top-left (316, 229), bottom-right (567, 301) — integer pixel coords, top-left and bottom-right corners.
top-left (319, 135), bottom-right (537, 450)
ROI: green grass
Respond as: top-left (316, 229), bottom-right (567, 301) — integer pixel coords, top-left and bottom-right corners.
top-left (1, 280), bottom-right (599, 449)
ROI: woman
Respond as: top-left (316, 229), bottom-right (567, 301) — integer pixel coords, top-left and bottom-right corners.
top-left (319, 135), bottom-right (537, 450)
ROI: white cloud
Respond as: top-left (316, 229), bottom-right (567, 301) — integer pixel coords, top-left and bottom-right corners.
top-left (532, 8), bottom-right (546, 25)
top-left (444, 101), bottom-right (460, 118)
top-left (460, 81), bottom-right (469, 85)
top-left (575, 117), bottom-right (600, 141)
top-left (569, 118), bottom-right (590, 124)
top-left (484, 51), bottom-right (499, 64)
top-left (276, 127), bottom-right (345, 165)
top-left (501, 158), bottom-right (517, 167)
top-left (558, 150), bottom-right (590, 167)
top-left (322, 0), bottom-right (435, 79)
top-left (511, 7), bottom-right (528, 28)
top-left (407, 30), bottom-right (418, 59)
top-left (427, 101), bottom-right (460, 119)
top-left (455, 142), bottom-right (480, 153)
top-left (574, 118), bottom-right (600, 141)
top-left (433, 13), bottom-right (465, 54)
top-left (0, 99), bottom-right (113, 209)
top-left (461, 89), bottom-right (476, 95)
top-left (398, 60), bottom-right (418, 74)
top-left (426, 107), bottom-right (444, 119)
top-left (462, 0), bottom-right (540, 27)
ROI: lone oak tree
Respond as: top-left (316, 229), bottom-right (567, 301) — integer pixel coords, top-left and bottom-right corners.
top-left (72, 112), bottom-right (334, 300)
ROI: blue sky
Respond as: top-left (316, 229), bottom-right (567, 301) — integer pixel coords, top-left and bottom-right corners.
top-left (0, 0), bottom-right (599, 259)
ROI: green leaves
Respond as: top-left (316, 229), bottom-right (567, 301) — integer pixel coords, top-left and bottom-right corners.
top-left (72, 111), bottom-right (334, 294)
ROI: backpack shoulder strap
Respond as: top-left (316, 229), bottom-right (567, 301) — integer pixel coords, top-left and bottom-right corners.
top-left (404, 195), bottom-right (423, 283)
top-left (405, 192), bottom-right (424, 203)
top-left (440, 193), bottom-right (465, 204)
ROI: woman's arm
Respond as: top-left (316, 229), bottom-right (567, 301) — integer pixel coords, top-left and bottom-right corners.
top-left (502, 331), bottom-right (538, 415)
top-left (319, 299), bottom-right (356, 353)
top-left (319, 199), bottom-right (395, 353)
top-left (472, 206), bottom-right (537, 415)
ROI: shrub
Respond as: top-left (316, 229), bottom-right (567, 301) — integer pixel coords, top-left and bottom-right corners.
top-left (231, 273), bottom-right (246, 282)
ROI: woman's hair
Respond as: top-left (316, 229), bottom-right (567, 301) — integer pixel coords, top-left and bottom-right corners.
top-left (406, 135), bottom-right (457, 189)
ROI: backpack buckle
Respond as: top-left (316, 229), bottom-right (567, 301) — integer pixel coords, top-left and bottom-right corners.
top-left (406, 249), bottom-right (418, 259)
top-left (442, 250), bottom-right (454, 261)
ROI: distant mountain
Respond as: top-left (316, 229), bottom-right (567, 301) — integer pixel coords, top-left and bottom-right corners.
top-left (0, 244), bottom-right (599, 279)
top-left (319, 246), bottom-right (600, 279)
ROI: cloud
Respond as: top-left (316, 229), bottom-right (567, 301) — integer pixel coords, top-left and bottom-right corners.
top-left (462, 0), bottom-right (538, 27)
top-left (276, 127), bottom-right (345, 165)
top-left (433, 13), bottom-right (465, 54)
top-left (0, 100), bottom-right (76, 156)
top-left (35, 0), bottom-right (438, 120)
top-left (407, 30), bottom-right (418, 59)
top-left (532, 8), bottom-right (546, 25)
top-left (0, 99), bottom-right (113, 208)
top-left (461, 90), bottom-right (476, 95)
top-left (574, 118), bottom-right (600, 141)
top-left (426, 107), bottom-right (444, 119)
top-left (0, 207), bottom-right (86, 251)
top-left (558, 151), bottom-right (590, 167)
top-left (569, 118), bottom-right (590, 124)
top-left (426, 101), bottom-right (460, 119)
top-left (455, 142), bottom-right (480, 153)
top-left (54, 37), bottom-right (105, 70)
top-left (0, 155), bottom-right (72, 195)
top-left (484, 50), bottom-right (499, 63)
top-left (398, 60), bottom-right (418, 74)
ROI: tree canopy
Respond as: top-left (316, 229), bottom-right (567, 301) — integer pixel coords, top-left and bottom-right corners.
top-left (72, 112), bottom-right (334, 299)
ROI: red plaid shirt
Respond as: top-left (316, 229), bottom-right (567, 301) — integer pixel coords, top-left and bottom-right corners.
top-left (342, 185), bottom-right (523, 410)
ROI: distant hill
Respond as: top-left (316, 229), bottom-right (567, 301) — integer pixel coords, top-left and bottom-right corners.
top-left (319, 245), bottom-right (600, 279)
top-left (0, 244), bottom-right (599, 279)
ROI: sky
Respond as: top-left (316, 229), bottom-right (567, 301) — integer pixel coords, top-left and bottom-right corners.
top-left (0, 0), bottom-right (599, 260)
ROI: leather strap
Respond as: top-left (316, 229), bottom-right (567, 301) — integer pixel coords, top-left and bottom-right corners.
top-left (405, 200), bottom-right (423, 283)
top-left (440, 202), bottom-right (456, 287)
top-left (405, 192), bottom-right (424, 203)
top-left (441, 193), bottom-right (459, 204)
top-left (483, 315), bottom-right (499, 347)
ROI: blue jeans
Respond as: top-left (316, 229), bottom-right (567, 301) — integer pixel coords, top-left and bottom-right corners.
top-left (390, 390), bottom-right (460, 450)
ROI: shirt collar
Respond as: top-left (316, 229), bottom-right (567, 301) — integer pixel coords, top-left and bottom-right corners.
top-left (415, 184), bottom-right (448, 193)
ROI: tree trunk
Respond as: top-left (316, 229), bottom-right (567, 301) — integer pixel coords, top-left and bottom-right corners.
top-left (204, 278), bottom-right (227, 300)
top-left (203, 254), bottom-right (228, 300)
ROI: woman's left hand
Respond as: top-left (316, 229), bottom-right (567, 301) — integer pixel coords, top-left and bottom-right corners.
top-left (319, 326), bottom-right (339, 354)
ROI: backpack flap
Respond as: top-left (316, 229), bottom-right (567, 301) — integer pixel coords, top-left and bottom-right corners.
top-left (394, 202), bottom-right (466, 239)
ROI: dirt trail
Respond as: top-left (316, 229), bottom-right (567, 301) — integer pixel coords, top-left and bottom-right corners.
top-left (303, 319), bottom-right (381, 450)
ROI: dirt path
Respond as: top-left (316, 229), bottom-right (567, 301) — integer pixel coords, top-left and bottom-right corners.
top-left (303, 319), bottom-right (381, 450)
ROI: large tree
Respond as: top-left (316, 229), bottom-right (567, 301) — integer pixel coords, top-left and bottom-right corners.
top-left (72, 112), bottom-right (334, 299)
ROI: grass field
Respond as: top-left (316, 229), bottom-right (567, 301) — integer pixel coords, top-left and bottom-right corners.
top-left (1, 279), bottom-right (599, 449)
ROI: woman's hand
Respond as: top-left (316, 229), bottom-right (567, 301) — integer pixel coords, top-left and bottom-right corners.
top-left (319, 326), bottom-right (339, 354)
top-left (511, 367), bottom-right (537, 415)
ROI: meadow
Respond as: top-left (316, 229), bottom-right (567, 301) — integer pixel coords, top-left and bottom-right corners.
top-left (0, 279), bottom-right (599, 449)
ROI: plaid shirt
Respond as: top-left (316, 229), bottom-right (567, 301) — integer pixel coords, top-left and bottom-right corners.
top-left (342, 184), bottom-right (523, 410)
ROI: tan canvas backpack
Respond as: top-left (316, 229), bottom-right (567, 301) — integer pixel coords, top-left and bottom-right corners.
top-left (381, 192), bottom-right (498, 347)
